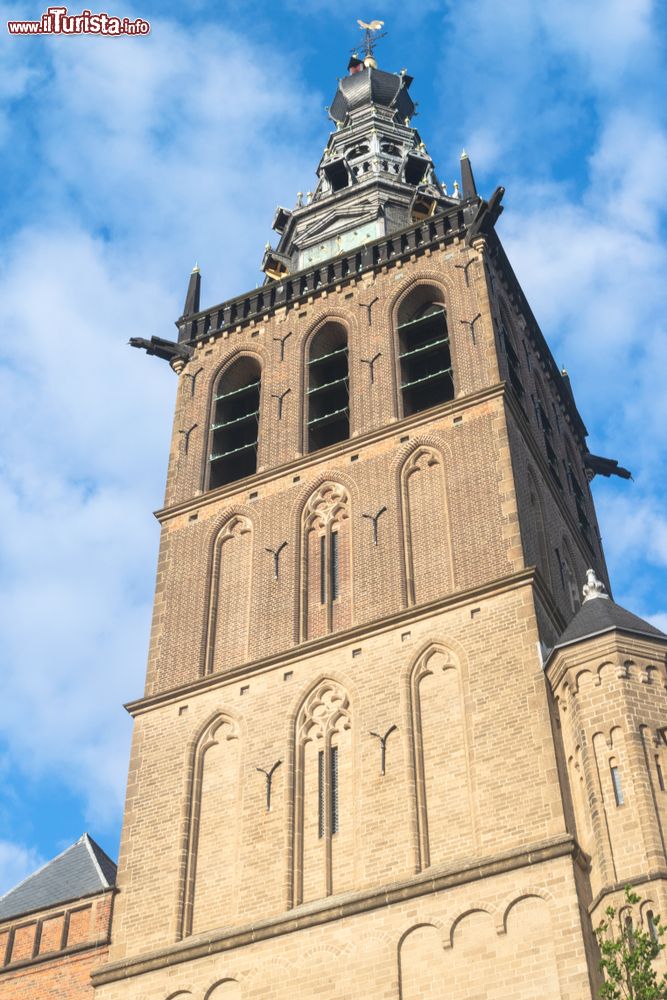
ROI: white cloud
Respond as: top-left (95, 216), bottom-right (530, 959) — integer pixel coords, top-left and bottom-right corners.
top-left (0, 840), bottom-right (45, 897)
top-left (0, 15), bottom-right (321, 831)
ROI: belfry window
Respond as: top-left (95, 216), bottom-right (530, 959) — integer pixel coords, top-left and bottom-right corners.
top-left (209, 357), bottom-right (261, 490)
top-left (307, 324), bottom-right (349, 452)
top-left (398, 292), bottom-right (453, 417)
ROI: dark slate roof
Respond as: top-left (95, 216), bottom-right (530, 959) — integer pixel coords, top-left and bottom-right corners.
top-left (0, 834), bottom-right (116, 921)
top-left (548, 597), bottom-right (667, 660)
top-left (329, 66), bottom-right (415, 122)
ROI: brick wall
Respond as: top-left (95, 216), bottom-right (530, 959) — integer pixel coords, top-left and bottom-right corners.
top-left (0, 891), bottom-right (112, 999)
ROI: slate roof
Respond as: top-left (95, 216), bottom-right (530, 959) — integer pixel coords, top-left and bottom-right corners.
top-left (547, 597), bottom-right (667, 663)
top-left (0, 833), bottom-right (116, 921)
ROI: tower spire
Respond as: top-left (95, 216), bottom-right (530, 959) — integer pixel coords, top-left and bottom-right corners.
top-left (183, 263), bottom-right (201, 317)
top-left (460, 149), bottom-right (478, 200)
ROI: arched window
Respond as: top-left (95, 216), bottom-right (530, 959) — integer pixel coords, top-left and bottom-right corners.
top-left (307, 324), bottom-right (349, 453)
top-left (291, 680), bottom-right (352, 905)
top-left (301, 482), bottom-right (351, 639)
top-left (400, 446), bottom-right (453, 606)
top-left (533, 375), bottom-right (562, 489)
top-left (527, 469), bottom-right (551, 588)
top-left (561, 539), bottom-right (580, 613)
top-left (178, 714), bottom-right (241, 939)
top-left (209, 357), bottom-right (261, 489)
top-left (397, 288), bottom-right (453, 417)
top-left (204, 515), bottom-right (253, 674)
top-left (409, 645), bottom-right (474, 871)
top-left (566, 438), bottom-right (591, 541)
top-left (499, 301), bottom-right (525, 405)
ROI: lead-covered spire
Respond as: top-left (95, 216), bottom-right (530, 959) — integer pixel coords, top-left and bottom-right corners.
top-left (263, 45), bottom-right (470, 280)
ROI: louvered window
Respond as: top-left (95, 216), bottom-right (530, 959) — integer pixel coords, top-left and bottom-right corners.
top-left (398, 298), bottom-right (453, 417)
top-left (308, 325), bottom-right (349, 452)
top-left (209, 358), bottom-right (261, 489)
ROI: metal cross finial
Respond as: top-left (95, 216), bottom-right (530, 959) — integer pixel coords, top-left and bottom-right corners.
top-left (256, 760), bottom-right (282, 811)
top-left (265, 541), bottom-right (288, 580)
top-left (360, 352), bottom-right (381, 384)
top-left (369, 725), bottom-right (397, 776)
top-left (358, 296), bottom-right (379, 325)
top-left (460, 313), bottom-right (482, 344)
top-left (362, 505), bottom-right (387, 545)
top-left (271, 387), bottom-right (291, 420)
top-left (182, 366), bottom-right (203, 398)
top-left (178, 423), bottom-right (197, 455)
top-left (273, 331), bottom-right (292, 361)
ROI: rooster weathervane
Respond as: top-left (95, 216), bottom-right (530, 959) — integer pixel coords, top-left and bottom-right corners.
top-left (355, 19), bottom-right (387, 61)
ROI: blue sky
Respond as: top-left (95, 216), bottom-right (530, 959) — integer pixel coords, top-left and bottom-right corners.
top-left (0, 0), bottom-right (666, 890)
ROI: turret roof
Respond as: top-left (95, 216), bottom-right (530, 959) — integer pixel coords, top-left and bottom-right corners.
top-left (0, 833), bottom-right (116, 921)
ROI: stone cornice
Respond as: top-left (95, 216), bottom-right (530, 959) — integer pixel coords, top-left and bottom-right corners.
top-left (126, 566), bottom-right (538, 717)
top-left (177, 206), bottom-right (468, 345)
top-left (92, 833), bottom-right (580, 986)
top-left (545, 631), bottom-right (667, 690)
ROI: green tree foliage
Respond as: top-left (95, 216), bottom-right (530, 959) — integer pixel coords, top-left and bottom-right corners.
top-left (596, 887), bottom-right (667, 999)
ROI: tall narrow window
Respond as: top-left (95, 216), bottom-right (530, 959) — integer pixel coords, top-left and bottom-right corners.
top-left (611, 762), bottom-right (624, 806)
top-left (307, 324), bottom-right (349, 452)
top-left (647, 910), bottom-right (659, 943)
top-left (330, 745), bottom-right (339, 835)
top-left (302, 482), bottom-right (351, 639)
top-left (330, 531), bottom-right (339, 601)
top-left (293, 680), bottom-right (352, 905)
top-left (499, 302), bottom-right (525, 405)
top-left (317, 746), bottom-right (339, 838)
top-left (656, 756), bottom-right (665, 792)
top-left (318, 750), bottom-right (325, 838)
top-left (398, 290), bottom-right (453, 417)
top-left (209, 357), bottom-right (261, 489)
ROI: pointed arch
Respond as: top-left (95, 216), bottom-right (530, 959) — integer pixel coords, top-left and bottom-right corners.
top-left (305, 320), bottom-right (350, 453)
top-left (394, 283), bottom-right (454, 418)
top-left (177, 712), bottom-right (242, 939)
top-left (407, 641), bottom-right (475, 871)
top-left (299, 481), bottom-right (352, 639)
top-left (289, 678), bottom-right (354, 906)
top-left (399, 444), bottom-right (454, 606)
top-left (527, 467), bottom-right (551, 590)
top-left (561, 537), bottom-right (580, 613)
top-left (207, 353), bottom-right (262, 490)
top-left (204, 514), bottom-right (253, 674)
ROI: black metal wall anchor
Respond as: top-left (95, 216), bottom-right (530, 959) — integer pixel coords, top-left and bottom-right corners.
top-left (362, 506), bottom-right (387, 545)
top-left (369, 725), bottom-right (397, 776)
top-left (256, 760), bottom-right (282, 811)
top-left (358, 296), bottom-right (379, 325)
top-left (183, 366), bottom-right (203, 397)
top-left (460, 313), bottom-right (482, 344)
top-left (271, 387), bottom-right (291, 420)
top-left (273, 331), bottom-right (292, 361)
top-left (265, 541), bottom-right (287, 580)
top-left (360, 352), bottom-right (382, 385)
top-left (178, 423), bottom-right (198, 455)
top-left (454, 259), bottom-right (475, 287)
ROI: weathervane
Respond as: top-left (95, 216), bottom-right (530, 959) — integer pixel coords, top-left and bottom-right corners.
top-left (354, 19), bottom-right (386, 67)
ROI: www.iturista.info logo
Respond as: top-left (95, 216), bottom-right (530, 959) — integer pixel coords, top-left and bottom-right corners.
top-left (7, 6), bottom-right (150, 34)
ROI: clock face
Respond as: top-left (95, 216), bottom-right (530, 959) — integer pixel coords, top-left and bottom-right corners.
top-left (300, 221), bottom-right (382, 268)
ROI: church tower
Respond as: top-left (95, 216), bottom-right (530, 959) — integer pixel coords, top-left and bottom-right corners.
top-left (93, 36), bottom-right (667, 1000)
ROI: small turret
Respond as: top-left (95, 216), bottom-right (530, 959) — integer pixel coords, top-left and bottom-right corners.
top-left (183, 263), bottom-right (201, 318)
